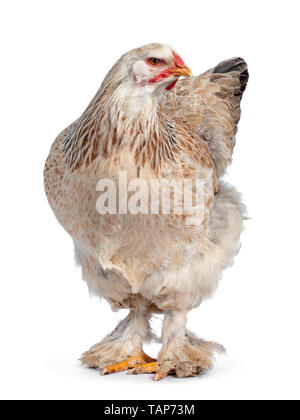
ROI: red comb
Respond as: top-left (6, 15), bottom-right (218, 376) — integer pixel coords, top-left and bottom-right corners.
top-left (172, 51), bottom-right (185, 68)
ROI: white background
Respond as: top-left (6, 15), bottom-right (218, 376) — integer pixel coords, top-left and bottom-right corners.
top-left (1, 0), bottom-right (299, 400)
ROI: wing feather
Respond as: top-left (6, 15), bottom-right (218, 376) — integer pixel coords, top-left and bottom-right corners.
top-left (163, 57), bottom-right (249, 176)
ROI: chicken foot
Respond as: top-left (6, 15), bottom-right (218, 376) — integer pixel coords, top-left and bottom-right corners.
top-left (131, 310), bottom-right (225, 380)
top-left (101, 351), bottom-right (156, 375)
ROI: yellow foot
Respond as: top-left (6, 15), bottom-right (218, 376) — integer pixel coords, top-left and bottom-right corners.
top-left (101, 351), bottom-right (156, 376)
top-left (128, 361), bottom-right (157, 374)
top-left (128, 361), bottom-right (168, 381)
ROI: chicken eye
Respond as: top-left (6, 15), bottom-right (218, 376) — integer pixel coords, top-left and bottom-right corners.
top-left (148, 58), bottom-right (161, 66)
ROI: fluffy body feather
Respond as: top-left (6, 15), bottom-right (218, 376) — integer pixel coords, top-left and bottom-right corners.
top-left (44, 44), bottom-right (248, 378)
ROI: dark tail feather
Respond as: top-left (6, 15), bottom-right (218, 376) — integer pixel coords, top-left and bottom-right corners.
top-left (213, 57), bottom-right (249, 96)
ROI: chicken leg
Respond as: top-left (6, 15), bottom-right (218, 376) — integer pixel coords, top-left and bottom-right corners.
top-left (81, 309), bottom-right (155, 373)
top-left (130, 310), bottom-right (224, 380)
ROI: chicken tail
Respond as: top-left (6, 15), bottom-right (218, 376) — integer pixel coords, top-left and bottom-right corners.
top-left (213, 57), bottom-right (249, 96)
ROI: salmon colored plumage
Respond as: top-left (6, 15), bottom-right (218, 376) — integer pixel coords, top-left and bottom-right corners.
top-left (44, 43), bottom-right (248, 379)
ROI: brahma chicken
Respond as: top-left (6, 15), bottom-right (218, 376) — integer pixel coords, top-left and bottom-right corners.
top-left (44, 43), bottom-right (248, 380)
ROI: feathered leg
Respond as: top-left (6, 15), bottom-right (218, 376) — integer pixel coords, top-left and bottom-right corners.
top-left (80, 309), bottom-right (155, 374)
top-left (131, 310), bottom-right (224, 380)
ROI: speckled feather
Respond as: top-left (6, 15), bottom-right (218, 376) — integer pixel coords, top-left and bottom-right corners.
top-left (44, 44), bottom-right (248, 378)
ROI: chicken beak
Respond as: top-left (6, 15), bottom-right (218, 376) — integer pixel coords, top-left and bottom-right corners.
top-left (172, 66), bottom-right (193, 78)
top-left (148, 65), bottom-right (193, 87)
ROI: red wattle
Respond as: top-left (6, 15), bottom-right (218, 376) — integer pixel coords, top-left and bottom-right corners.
top-left (166, 79), bottom-right (178, 91)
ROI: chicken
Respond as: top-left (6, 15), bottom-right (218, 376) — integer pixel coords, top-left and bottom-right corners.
top-left (44, 43), bottom-right (248, 380)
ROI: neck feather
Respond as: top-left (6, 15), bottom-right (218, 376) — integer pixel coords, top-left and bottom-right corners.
top-left (63, 81), bottom-right (177, 171)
